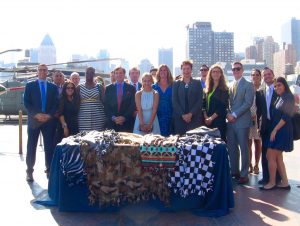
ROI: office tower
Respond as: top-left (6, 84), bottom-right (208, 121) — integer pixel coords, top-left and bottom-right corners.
top-left (214, 32), bottom-right (234, 64)
top-left (282, 17), bottom-right (300, 61)
top-left (253, 37), bottom-right (264, 62)
top-left (139, 59), bottom-right (153, 75)
top-left (158, 48), bottom-right (173, 74)
top-left (96, 49), bottom-right (110, 73)
top-left (273, 43), bottom-right (296, 77)
top-left (186, 22), bottom-right (234, 76)
top-left (38, 34), bottom-right (56, 65)
top-left (29, 48), bottom-right (39, 63)
top-left (262, 36), bottom-right (279, 69)
top-left (245, 46), bottom-right (257, 60)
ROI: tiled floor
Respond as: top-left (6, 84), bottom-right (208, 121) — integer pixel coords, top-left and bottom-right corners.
top-left (1, 122), bottom-right (300, 226)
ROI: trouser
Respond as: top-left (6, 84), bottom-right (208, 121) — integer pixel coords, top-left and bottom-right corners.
top-left (227, 124), bottom-right (250, 178)
top-left (26, 119), bottom-right (56, 173)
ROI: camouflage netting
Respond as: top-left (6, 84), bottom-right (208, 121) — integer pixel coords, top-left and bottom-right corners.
top-left (80, 133), bottom-right (170, 207)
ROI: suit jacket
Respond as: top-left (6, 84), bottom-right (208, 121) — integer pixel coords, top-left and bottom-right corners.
top-left (228, 77), bottom-right (254, 128)
top-left (172, 78), bottom-right (203, 135)
top-left (203, 86), bottom-right (229, 139)
top-left (256, 84), bottom-right (278, 136)
top-left (24, 80), bottom-right (59, 129)
top-left (104, 82), bottom-right (136, 132)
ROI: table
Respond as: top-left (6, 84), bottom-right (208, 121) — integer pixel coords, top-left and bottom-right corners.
top-left (42, 139), bottom-right (234, 217)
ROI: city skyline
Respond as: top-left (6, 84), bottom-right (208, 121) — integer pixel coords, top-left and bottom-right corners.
top-left (1, 0), bottom-right (299, 68)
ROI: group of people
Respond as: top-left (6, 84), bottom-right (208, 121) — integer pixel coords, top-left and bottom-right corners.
top-left (24, 61), bottom-right (297, 192)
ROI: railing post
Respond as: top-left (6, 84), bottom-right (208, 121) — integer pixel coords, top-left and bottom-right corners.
top-left (19, 110), bottom-right (23, 155)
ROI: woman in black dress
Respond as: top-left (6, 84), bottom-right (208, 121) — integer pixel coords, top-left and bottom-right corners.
top-left (202, 64), bottom-right (229, 141)
top-left (261, 77), bottom-right (294, 190)
top-left (58, 81), bottom-right (80, 139)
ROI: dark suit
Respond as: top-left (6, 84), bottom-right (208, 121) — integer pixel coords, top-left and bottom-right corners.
top-left (131, 82), bottom-right (142, 91)
top-left (24, 80), bottom-right (59, 173)
top-left (104, 82), bottom-right (136, 132)
top-left (203, 87), bottom-right (229, 140)
top-left (256, 85), bottom-right (280, 182)
top-left (172, 78), bottom-right (203, 135)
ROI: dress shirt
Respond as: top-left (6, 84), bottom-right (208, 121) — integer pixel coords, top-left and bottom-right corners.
top-left (266, 84), bottom-right (274, 120)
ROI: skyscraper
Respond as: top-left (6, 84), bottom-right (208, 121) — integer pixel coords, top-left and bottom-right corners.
top-left (186, 22), bottom-right (213, 75)
top-left (139, 59), bottom-right (153, 75)
top-left (158, 48), bottom-right (173, 74)
top-left (214, 32), bottom-right (234, 64)
top-left (262, 36), bottom-right (279, 70)
top-left (96, 49), bottom-right (110, 73)
top-left (282, 17), bottom-right (300, 61)
top-left (273, 43), bottom-right (296, 77)
top-left (186, 22), bottom-right (234, 76)
top-left (253, 37), bottom-right (264, 62)
top-left (245, 46), bottom-right (257, 60)
top-left (38, 34), bottom-right (56, 65)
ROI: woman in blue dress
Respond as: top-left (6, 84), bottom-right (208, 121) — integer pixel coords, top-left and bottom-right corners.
top-left (133, 73), bottom-right (160, 135)
top-left (261, 77), bottom-right (295, 190)
top-left (152, 64), bottom-right (173, 136)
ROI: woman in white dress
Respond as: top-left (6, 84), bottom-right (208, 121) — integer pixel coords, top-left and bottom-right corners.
top-left (248, 69), bottom-right (262, 174)
top-left (133, 73), bottom-right (160, 135)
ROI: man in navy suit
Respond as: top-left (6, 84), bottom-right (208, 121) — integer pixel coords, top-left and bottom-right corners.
top-left (129, 67), bottom-right (142, 91)
top-left (24, 64), bottom-right (59, 182)
top-left (256, 67), bottom-right (280, 184)
top-left (104, 66), bottom-right (136, 132)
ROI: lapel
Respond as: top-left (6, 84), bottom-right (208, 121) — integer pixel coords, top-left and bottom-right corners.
top-left (177, 80), bottom-right (184, 102)
top-left (271, 90), bottom-right (278, 106)
top-left (35, 80), bottom-right (42, 103)
top-left (112, 83), bottom-right (117, 101)
top-left (188, 78), bottom-right (194, 98)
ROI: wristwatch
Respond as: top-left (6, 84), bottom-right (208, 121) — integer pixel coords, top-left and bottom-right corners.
top-left (62, 122), bottom-right (67, 128)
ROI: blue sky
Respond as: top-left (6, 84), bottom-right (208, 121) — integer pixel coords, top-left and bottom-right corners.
top-left (1, 0), bottom-right (299, 67)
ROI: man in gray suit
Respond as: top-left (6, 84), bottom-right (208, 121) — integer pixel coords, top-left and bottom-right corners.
top-left (227, 62), bottom-right (254, 184)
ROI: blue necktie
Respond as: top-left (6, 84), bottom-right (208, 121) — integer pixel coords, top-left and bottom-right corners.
top-left (117, 83), bottom-right (122, 112)
top-left (40, 82), bottom-right (46, 112)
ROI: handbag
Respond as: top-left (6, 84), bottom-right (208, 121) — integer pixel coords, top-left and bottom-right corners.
top-left (292, 112), bottom-right (300, 141)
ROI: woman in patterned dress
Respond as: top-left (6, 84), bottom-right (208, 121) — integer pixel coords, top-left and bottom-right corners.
top-left (77, 67), bottom-right (106, 132)
top-left (152, 64), bottom-right (173, 136)
top-left (248, 69), bottom-right (262, 174)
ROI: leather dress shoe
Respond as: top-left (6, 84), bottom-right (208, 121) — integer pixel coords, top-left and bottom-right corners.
top-left (238, 177), bottom-right (249, 184)
top-left (259, 185), bottom-right (277, 190)
top-left (26, 172), bottom-right (34, 182)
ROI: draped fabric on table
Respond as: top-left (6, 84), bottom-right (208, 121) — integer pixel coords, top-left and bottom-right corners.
top-left (36, 130), bottom-right (234, 217)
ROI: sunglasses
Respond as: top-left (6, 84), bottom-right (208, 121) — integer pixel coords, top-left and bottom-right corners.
top-left (38, 68), bottom-right (47, 71)
top-left (200, 68), bottom-right (208, 72)
top-left (232, 67), bottom-right (242, 72)
top-left (66, 87), bottom-right (74, 90)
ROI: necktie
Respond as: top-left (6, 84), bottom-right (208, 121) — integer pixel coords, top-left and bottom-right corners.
top-left (40, 81), bottom-right (46, 112)
top-left (133, 83), bottom-right (137, 90)
top-left (266, 86), bottom-right (272, 119)
top-left (117, 83), bottom-right (122, 112)
top-left (233, 81), bottom-right (238, 97)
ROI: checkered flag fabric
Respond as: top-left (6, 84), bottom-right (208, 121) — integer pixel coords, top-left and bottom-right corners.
top-left (168, 135), bottom-right (217, 197)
